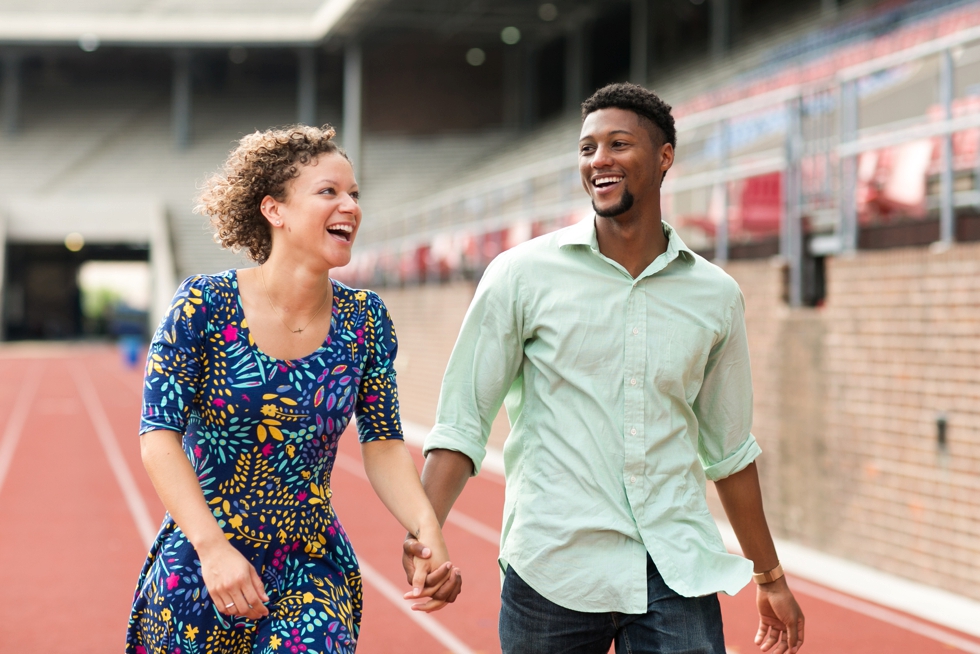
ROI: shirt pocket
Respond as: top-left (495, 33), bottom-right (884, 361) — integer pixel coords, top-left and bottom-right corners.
top-left (655, 321), bottom-right (715, 403)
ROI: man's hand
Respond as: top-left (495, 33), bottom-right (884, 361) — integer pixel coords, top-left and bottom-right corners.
top-left (402, 536), bottom-right (463, 611)
top-left (755, 577), bottom-right (804, 653)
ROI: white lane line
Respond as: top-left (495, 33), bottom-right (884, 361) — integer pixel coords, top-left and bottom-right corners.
top-left (334, 452), bottom-right (502, 546)
top-left (71, 363), bottom-right (157, 547)
top-left (358, 558), bottom-right (476, 654)
top-left (0, 363), bottom-right (44, 499)
top-left (790, 578), bottom-right (980, 654)
top-left (444, 511), bottom-right (500, 546)
top-left (401, 420), bottom-right (506, 484)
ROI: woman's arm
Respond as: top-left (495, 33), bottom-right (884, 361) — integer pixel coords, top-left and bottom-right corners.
top-left (140, 429), bottom-right (269, 620)
top-left (361, 438), bottom-right (454, 612)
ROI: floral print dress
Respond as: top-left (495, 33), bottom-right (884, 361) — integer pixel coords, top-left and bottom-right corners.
top-left (127, 270), bottom-right (402, 654)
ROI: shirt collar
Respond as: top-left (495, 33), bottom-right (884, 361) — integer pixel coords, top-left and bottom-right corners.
top-left (558, 215), bottom-right (696, 269)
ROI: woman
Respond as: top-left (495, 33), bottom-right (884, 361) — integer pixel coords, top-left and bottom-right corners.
top-left (127, 125), bottom-right (457, 654)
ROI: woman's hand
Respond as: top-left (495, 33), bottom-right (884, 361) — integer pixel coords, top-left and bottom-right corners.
top-left (198, 538), bottom-right (270, 621)
top-left (402, 536), bottom-right (463, 610)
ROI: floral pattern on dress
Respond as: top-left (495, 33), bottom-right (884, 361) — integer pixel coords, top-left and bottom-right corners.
top-left (127, 270), bottom-right (402, 654)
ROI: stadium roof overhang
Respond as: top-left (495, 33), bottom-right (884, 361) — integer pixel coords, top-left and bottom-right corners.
top-left (0, 0), bottom-right (385, 47)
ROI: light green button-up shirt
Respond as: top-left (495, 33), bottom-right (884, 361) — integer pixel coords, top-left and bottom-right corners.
top-left (425, 217), bottom-right (760, 613)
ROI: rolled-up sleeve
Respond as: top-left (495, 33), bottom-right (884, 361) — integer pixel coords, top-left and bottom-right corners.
top-left (424, 253), bottom-right (526, 476)
top-left (694, 287), bottom-right (762, 481)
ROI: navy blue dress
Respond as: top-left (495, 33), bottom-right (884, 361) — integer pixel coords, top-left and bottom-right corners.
top-left (127, 270), bottom-right (402, 654)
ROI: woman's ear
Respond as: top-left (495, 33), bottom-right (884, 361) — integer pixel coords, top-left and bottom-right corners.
top-left (260, 195), bottom-right (283, 227)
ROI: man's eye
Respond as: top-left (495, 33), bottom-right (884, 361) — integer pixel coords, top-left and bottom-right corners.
top-left (580, 145), bottom-right (594, 154)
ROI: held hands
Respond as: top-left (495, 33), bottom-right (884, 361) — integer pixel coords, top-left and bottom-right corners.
top-left (755, 577), bottom-right (804, 653)
top-left (199, 539), bottom-right (270, 621)
top-left (401, 535), bottom-right (463, 612)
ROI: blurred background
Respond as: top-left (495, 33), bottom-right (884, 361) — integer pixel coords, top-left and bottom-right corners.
top-left (1, 0), bottom-right (980, 649)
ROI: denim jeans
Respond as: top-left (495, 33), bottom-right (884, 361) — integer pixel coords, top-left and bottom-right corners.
top-left (498, 556), bottom-right (726, 654)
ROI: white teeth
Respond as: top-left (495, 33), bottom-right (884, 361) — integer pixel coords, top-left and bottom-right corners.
top-left (594, 176), bottom-right (623, 186)
top-left (329, 224), bottom-right (353, 233)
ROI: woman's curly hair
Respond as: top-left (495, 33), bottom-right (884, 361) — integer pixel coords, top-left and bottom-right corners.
top-left (198, 124), bottom-right (350, 264)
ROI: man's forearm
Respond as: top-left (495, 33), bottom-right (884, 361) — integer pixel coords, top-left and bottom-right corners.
top-left (420, 448), bottom-right (474, 526)
top-left (714, 461), bottom-right (779, 573)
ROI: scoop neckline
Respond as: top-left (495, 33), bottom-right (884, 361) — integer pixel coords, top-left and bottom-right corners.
top-left (229, 268), bottom-right (339, 365)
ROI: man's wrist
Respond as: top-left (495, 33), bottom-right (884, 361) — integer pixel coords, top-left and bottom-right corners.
top-left (752, 562), bottom-right (784, 585)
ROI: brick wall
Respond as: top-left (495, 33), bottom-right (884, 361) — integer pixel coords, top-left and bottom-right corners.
top-left (376, 242), bottom-right (980, 600)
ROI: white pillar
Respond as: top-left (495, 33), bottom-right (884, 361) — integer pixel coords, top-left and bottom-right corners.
top-left (2, 51), bottom-right (22, 135)
top-left (343, 42), bottom-right (363, 179)
top-left (172, 50), bottom-right (192, 149)
top-left (297, 48), bottom-right (317, 126)
top-left (630, 0), bottom-right (649, 85)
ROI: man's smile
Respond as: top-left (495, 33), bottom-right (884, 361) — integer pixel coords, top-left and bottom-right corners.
top-left (592, 174), bottom-right (625, 196)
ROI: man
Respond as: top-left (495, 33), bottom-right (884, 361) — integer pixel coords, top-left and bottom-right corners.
top-left (405, 82), bottom-right (804, 654)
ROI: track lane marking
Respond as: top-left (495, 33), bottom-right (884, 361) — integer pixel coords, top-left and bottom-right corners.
top-left (789, 579), bottom-right (980, 654)
top-left (358, 560), bottom-right (476, 654)
top-left (0, 363), bottom-right (43, 499)
top-left (71, 362), bottom-right (158, 546)
top-left (334, 452), bottom-right (502, 546)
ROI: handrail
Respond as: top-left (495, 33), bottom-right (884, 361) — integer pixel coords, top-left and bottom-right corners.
top-left (839, 110), bottom-right (980, 156)
top-left (837, 22), bottom-right (980, 81)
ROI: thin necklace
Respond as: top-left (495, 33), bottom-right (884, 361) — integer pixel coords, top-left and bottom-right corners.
top-left (260, 265), bottom-right (331, 335)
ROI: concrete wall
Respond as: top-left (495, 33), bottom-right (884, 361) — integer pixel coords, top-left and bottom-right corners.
top-left (376, 242), bottom-right (980, 601)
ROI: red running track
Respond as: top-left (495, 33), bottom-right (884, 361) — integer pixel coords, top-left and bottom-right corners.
top-left (0, 347), bottom-right (978, 654)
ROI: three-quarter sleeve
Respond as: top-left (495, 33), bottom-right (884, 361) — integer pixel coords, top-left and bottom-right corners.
top-left (355, 292), bottom-right (404, 442)
top-left (139, 276), bottom-right (210, 435)
top-left (694, 287), bottom-right (762, 481)
top-left (423, 252), bottom-right (526, 476)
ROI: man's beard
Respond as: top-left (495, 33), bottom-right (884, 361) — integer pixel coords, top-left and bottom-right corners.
top-left (593, 188), bottom-right (635, 218)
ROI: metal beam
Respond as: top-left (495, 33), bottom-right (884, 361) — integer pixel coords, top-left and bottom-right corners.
top-left (784, 97), bottom-right (804, 307)
top-left (171, 49), bottom-right (192, 149)
top-left (839, 80), bottom-right (858, 253)
top-left (1, 50), bottom-right (21, 135)
top-left (297, 47), bottom-right (317, 126)
top-left (939, 47), bottom-right (954, 245)
top-left (630, 0), bottom-right (648, 86)
top-left (503, 44), bottom-right (522, 129)
top-left (343, 41), bottom-right (362, 179)
top-left (564, 21), bottom-right (586, 113)
top-left (522, 43), bottom-right (538, 129)
top-left (714, 120), bottom-right (729, 265)
top-left (710, 0), bottom-right (730, 59)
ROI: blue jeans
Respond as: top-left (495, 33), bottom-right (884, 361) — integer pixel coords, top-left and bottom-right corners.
top-left (498, 556), bottom-right (726, 654)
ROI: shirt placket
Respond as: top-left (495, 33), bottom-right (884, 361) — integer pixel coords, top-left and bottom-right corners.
top-left (623, 281), bottom-right (647, 506)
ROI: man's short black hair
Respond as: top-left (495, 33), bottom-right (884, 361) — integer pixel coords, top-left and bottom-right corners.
top-left (581, 82), bottom-right (677, 152)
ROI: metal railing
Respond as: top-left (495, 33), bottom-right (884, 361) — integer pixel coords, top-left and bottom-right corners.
top-left (349, 20), bottom-right (980, 306)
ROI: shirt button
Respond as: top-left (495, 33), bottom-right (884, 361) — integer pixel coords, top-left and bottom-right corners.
top-left (630, 427), bottom-right (637, 435)
top-left (630, 475), bottom-right (636, 484)
top-left (630, 378), bottom-right (637, 385)
top-left (632, 328), bottom-right (639, 335)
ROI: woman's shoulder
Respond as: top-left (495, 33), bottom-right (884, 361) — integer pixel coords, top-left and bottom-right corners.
top-left (172, 270), bottom-right (238, 305)
top-left (332, 279), bottom-right (385, 311)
